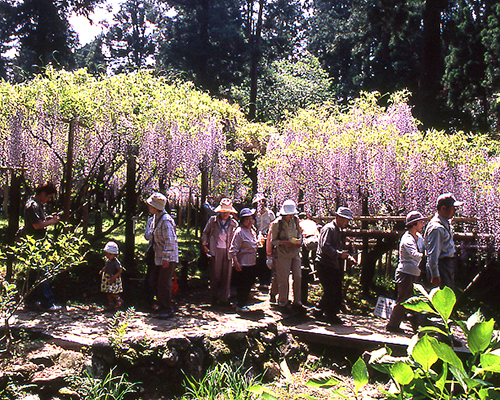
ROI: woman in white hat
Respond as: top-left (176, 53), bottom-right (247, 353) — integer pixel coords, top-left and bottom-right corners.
top-left (145, 192), bottom-right (179, 319)
top-left (201, 198), bottom-right (238, 306)
top-left (386, 211), bottom-right (427, 334)
top-left (270, 199), bottom-right (303, 311)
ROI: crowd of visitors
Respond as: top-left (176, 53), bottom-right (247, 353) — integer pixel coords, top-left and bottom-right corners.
top-left (20, 182), bottom-right (464, 333)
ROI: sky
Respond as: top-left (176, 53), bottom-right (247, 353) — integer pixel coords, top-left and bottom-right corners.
top-left (69, 0), bottom-right (122, 46)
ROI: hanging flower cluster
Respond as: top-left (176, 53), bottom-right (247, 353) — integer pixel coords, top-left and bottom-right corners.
top-left (258, 91), bottom-right (500, 248)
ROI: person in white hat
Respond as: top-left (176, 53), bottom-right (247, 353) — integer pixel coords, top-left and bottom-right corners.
top-left (201, 198), bottom-right (238, 306)
top-left (386, 211), bottom-right (427, 334)
top-left (424, 193), bottom-right (463, 290)
top-left (145, 192), bottom-right (179, 319)
top-left (99, 241), bottom-right (123, 311)
top-left (270, 199), bottom-right (304, 311)
top-left (312, 206), bottom-right (357, 324)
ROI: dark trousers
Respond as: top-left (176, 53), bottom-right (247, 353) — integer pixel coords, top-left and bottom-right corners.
top-left (149, 263), bottom-right (176, 312)
top-left (427, 257), bottom-right (456, 290)
top-left (233, 265), bottom-right (256, 307)
top-left (316, 262), bottom-right (343, 316)
top-left (255, 247), bottom-right (271, 287)
top-left (301, 247), bottom-right (316, 304)
top-left (438, 257), bottom-right (456, 290)
top-left (387, 272), bottom-right (418, 328)
top-left (144, 246), bottom-right (156, 305)
top-left (25, 268), bottom-right (55, 309)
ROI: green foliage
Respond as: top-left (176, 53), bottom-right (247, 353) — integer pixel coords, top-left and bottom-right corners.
top-left (11, 230), bottom-right (88, 281)
top-left (107, 307), bottom-right (136, 350)
top-left (183, 360), bottom-right (259, 400)
top-left (68, 367), bottom-right (138, 400)
top-left (366, 285), bottom-right (500, 399)
top-left (232, 53), bottom-right (332, 123)
top-left (1, 230), bottom-right (88, 352)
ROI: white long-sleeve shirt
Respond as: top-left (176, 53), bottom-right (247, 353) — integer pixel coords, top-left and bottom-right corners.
top-left (396, 231), bottom-right (424, 277)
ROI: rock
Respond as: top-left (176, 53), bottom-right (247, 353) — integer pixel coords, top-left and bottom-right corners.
top-left (28, 344), bottom-right (63, 367)
top-left (31, 365), bottom-right (68, 392)
top-left (161, 347), bottom-right (179, 366)
top-left (204, 337), bottom-right (231, 361)
top-left (58, 350), bottom-right (85, 370)
top-left (0, 371), bottom-right (8, 391)
top-left (263, 360), bottom-right (281, 381)
top-left (259, 331), bottom-right (276, 344)
top-left (6, 362), bottom-right (38, 381)
top-left (167, 337), bottom-right (190, 352)
top-left (91, 337), bottom-right (115, 364)
top-left (58, 387), bottom-right (80, 399)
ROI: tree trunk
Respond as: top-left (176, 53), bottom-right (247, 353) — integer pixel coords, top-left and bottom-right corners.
top-left (248, 0), bottom-right (265, 121)
top-left (124, 146), bottom-right (137, 273)
top-left (416, 0), bottom-right (447, 129)
top-left (94, 165), bottom-right (105, 238)
top-left (6, 169), bottom-right (22, 282)
top-left (62, 118), bottom-right (77, 222)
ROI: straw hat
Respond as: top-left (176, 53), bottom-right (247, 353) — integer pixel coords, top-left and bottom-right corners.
top-left (146, 192), bottom-right (167, 211)
top-left (252, 193), bottom-right (265, 204)
top-left (214, 198), bottom-right (237, 214)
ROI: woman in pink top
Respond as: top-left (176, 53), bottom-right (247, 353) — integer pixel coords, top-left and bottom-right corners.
top-left (229, 208), bottom-right (258, 312)
top-left (201, 198), bottom-right (238, 306)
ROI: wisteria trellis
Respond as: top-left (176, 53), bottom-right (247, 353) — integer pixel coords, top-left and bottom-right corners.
top-left (258, 91), bottom-right (500, 249)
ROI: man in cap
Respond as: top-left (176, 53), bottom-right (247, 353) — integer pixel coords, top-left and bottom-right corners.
top-left (270, 199), bottom-right (303, 311)
top-left (145, 192), bottom-right (179, 319)
top-left (313, 206), bottom-right (357, 324)
top-left (424, 193), bottom-right (463, 290)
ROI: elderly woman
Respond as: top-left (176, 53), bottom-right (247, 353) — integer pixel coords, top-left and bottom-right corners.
top-left (386, 211), bottom-right (426, 334)
top-left (145, 192), bottom-right (179, 319)
top-left (201, 198), bottom-right (238, 306)
top-left (270, 199), bottom-right (303, 311)
top-left (229, 208), bottom-right (258, 312)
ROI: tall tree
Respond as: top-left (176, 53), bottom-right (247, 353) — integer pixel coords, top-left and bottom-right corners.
top-left (308, 0), bottom-right (422, 102)
top-left (156, 0), bottom-right (247, 95)
top-left (0, 0), bottom-right (104, 80)
top-left (415, 0), bottom-right (449, 129)
top-left (105, 0), bottom-right (159, 74)
top-left (74, 34), bottom-right (107, 75)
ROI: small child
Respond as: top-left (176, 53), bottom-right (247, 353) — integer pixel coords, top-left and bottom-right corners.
top-left (99, 241), bottom-right (123, 311)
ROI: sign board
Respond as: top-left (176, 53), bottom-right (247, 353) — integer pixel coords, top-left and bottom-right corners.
top-left (374, 296), bottom-right (396, 319)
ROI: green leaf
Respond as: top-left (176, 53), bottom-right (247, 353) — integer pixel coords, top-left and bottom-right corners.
top-left (418, 325), bottom-right (449, 337)
top-left (430, 287), bottom-right (455, 321)
top-left (411, 335), bottom-right (438, 371)
top-left (468, 319), bottom-right (495, 354)
top-left (390, 362), bottom-right (414, 385)
top-left (435, 362), bottom-right (447, 393)
top-left (430, 338), bottom-right (464, 372)
top-left (352, 358), bottom-right (369, 393)
top-left (448, 364), bottom-right (468, 392)
top-left (402, 297), bottom-right (437, 315)
top-left (478, 388), bottom-right (500, 399)
top-left (478, 353), bottom-right (500, 374)
top-left (306, 376), bottom-right (341, 388)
